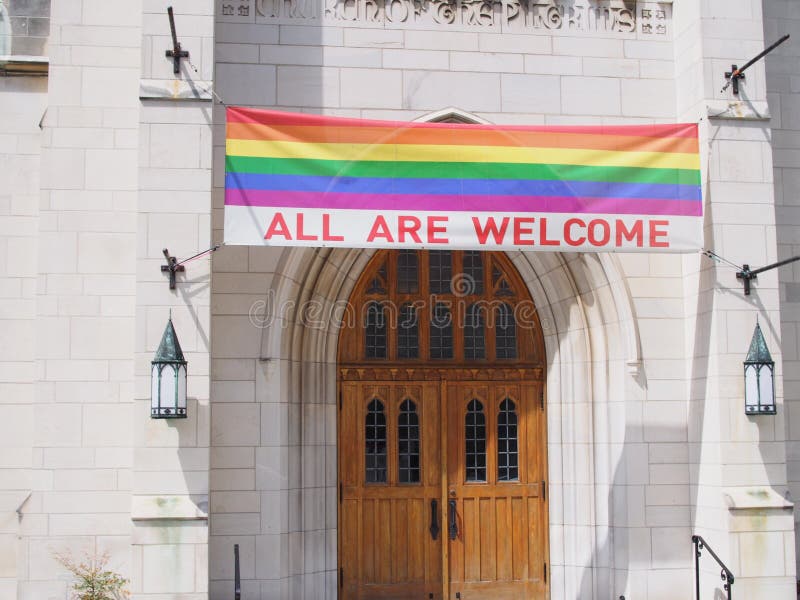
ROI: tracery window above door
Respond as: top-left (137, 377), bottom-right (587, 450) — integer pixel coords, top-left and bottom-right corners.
top-left (340, 250), bottom-right (543, 365)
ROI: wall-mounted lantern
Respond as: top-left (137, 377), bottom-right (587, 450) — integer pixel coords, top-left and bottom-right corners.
top-left (151, 315), bottom-right (187, 418)
top-left (744, 322), bottom-right (775, 415)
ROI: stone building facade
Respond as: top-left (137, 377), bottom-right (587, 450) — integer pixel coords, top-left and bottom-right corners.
top-left (2, 0), bottom-right (800, 599)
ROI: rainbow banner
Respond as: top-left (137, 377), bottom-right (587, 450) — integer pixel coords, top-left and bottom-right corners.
top-left (225, 107), bottom-right (702, 252)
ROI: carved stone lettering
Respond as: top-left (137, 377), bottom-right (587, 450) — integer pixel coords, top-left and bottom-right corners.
top-left (226, 0), bottom-right (670, 36)
top-left (460, 0), bottom-right (493, 26)
top-left (364, 0), bottom-right (381, 21)
top-left (502, 0), bottom-right (520, 25)
top-left (386, 0), bottom-right (410, 22)
top-left (433, 0), bottom-right (456, 24)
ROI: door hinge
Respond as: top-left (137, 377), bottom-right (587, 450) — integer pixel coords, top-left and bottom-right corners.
top-left (542, 480), bottom-right (546, 501)
top-left (544, 562), bottom-right (547, 583)
top-left (540, 387), bottom-right (545, 410)
top-left (340, 567), bottom-right (343, 587)
top-left (339, 389), bottom-right (342, 410)
top-left (339, 482), bottom-right (343, 503)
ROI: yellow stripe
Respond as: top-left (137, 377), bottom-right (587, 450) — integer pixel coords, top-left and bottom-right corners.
top-left (226, 139), bottom-right (701, 171)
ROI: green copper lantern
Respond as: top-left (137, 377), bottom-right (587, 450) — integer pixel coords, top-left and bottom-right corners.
top-left (744, 322), bottom-right (775, 415)
top-left (151, 316), bottom-right (187, 418)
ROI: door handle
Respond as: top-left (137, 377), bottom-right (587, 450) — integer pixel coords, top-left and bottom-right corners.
top-left (429, 499), bottom-right (440, 540)
top-left (448, 499), bottom-right (458, 540)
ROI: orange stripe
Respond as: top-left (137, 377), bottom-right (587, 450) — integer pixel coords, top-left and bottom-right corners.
top-left (226, 122), bottom-right (699, 155)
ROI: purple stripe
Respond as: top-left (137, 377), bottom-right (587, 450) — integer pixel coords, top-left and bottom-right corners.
top-left (225, 189), bottom-right (703, 217)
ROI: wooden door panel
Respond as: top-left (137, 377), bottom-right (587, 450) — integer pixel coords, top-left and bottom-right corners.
top-left (339, 381), bottom-right (442, 600)
top-left (447, 381), bottom-right (548, 599)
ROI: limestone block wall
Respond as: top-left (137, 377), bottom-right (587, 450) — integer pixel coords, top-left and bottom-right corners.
top-left (765, 0), bottom-right (800, 581)
top-left (18, 1), bottom-right (142, 597)
top-left (0, 75), bottom-right (46, 599)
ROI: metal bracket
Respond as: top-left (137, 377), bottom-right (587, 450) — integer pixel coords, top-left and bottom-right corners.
top-left (737, 256), bottom-right (800, 295)
top-left (735, 263), bottom-right (755, 295)
top-left (161, 248), bottom-right (185, 290)
top-left (159, 244), bottom-right (221, 290)
top-left (165, 6), bottom-right (189, 75)
top-left (724, 64), bottom-right (744, 95)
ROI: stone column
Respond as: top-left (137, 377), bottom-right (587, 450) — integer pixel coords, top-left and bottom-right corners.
top-left (676, 0), bottom-right (796, 597)
top-left (132, 1), bottom-right (215, 598)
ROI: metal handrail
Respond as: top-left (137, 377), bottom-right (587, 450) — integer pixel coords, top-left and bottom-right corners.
top-left (234, 543), bottom-right (241, 600)
top-left (692, 535), bottom-right (734, 600)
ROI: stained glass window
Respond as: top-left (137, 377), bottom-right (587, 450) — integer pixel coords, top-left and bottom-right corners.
top-left (497, 398), bottom-right (519, 481)
top-left (398, 303), bottom-right (419, 359)
top-left (398, 399), bottom-right (420, 483)
top-left (397, 250), bottom-right (419, 294)
top-left (429, 251), bottom-right (453, 295)
top-left (464, 303), bottom-right (485, 360)
top-left (496, 303), bottom-right (517, 359)
top-left (365, 302), bottom-right (387, 359)
top-left (465, 399), bottom-right (486, 482)
top-left (430, 302), bottom-right (453, 359)
top-left (365, 399), bottom-right (387, 483)
top-left (462, 251), bottom-right (484, 295)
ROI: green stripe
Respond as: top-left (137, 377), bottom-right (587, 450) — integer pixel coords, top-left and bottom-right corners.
top-left (226, 156), bottom-right (701, 187)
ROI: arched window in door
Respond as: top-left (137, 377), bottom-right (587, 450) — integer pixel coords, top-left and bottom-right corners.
top-left (365, 398), bottom-right (387, 483)
top-left (497, 398), bottom-right (519, 481)
top-left (465, 399), bottom-right (487, 482)
top-left (398, 399), bottom-right (421, 484)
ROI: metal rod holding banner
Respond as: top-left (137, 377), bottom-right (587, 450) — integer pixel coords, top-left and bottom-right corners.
top-left (722, 34), bottom-right (790, 94)
top-left (165, 6), bottom-right (189, 75)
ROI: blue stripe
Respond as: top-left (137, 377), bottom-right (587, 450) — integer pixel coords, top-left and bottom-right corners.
top-left (226, 172), bottom-right (702, 202)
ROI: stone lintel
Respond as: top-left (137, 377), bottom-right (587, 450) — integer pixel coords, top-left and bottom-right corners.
top-left (139, 79), bottom-right (213, 102)
top-left (707, 100), bottom-right (772, 122)
top-left (132, 494), bottom-right (209, 521)
top-left (723, 487), bottom-right (793, 511)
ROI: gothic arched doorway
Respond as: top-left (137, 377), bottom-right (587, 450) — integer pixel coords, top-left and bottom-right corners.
top-left (337, 249), bottom-right (549, 599)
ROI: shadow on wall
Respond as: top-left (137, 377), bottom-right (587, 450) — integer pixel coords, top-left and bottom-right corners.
top-left (578, 419), bottom-right (696, 600)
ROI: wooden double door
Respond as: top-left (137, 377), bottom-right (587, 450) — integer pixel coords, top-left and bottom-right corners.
top-left (338, 376), bottom-right (548, 600)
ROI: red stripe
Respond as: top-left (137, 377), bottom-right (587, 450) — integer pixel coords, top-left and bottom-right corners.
top-left (226, 107), bottom-right (699, 141)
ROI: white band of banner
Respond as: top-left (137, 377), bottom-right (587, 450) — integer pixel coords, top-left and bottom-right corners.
top-left (224, 206), bottom-right (703, 253)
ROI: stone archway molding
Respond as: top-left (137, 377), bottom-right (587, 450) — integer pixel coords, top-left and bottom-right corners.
top-left (263, 246), bottom-right (641, 599)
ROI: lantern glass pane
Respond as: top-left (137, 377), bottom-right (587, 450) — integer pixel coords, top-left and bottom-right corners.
top-left (160, 365), bottom-right (176, 411)
top-left (151, 364), bottom-right (160, 410)
top-left (745, 364), bottom-right (759, 408)
top-left (177, 364), bottom-right (187, 410)
top-left (759, 365), bottom-right (774, 409)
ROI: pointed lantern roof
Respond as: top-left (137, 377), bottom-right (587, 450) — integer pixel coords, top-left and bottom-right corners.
top-left (745, 322), bottom-right (773, 364)
top-left (153, 317), bottom-right (186, 364)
